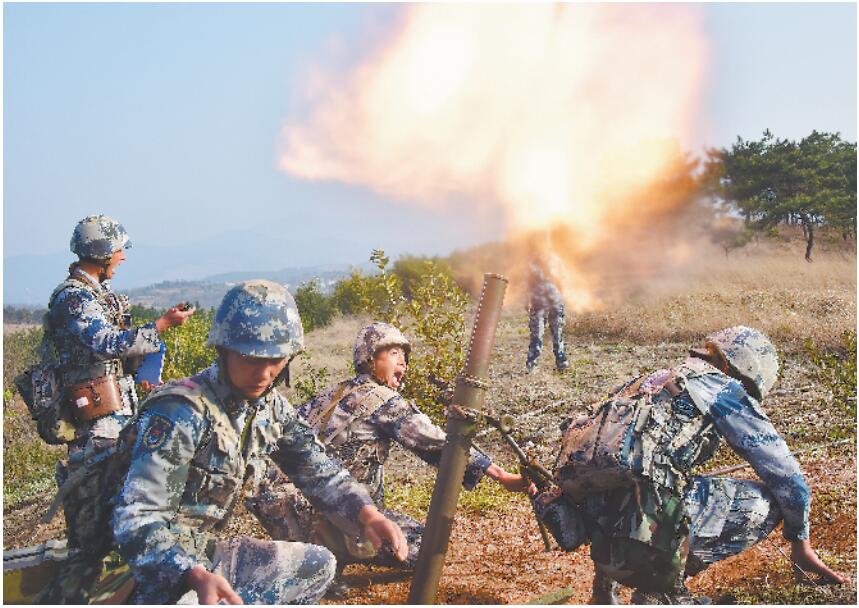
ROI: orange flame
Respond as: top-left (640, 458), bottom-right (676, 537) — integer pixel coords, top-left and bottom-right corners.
top-left (279, 4), bottom-right (709, 311)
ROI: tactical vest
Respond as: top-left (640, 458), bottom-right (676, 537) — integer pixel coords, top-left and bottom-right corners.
top-left (303, 377), bottom-right (398, 503)
top-left (46, 271), bottom-right (131, 384)
top-left (149, 373), bottom-right (286, 533)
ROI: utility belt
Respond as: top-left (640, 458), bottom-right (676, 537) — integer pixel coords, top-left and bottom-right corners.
top-left (63, 367), bottom-right (136, 422)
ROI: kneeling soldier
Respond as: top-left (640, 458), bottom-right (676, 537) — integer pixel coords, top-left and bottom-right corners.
top-left (247, 322), bottom-right (526, 594)
top-left (113, 282), bottom-right (407, 604)
top-left (533, 327), bottom-right (845, 604)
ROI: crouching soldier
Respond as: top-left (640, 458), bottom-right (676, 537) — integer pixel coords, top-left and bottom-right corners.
top-left (532, 326), bottom-right (845, 604)
top-left (246, 322), bottom-right (527, 594)
top-left (112, 282), bottom-right (407, 604)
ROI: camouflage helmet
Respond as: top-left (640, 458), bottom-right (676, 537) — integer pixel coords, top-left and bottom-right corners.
top-left (353, 322), bottom-right (411, 373)
top-left (70, 215), bottom-right (131, 260)
top-left (207, 280), bottom-right (304, 359)
top-left (704, 326), bottom-right (779, 400)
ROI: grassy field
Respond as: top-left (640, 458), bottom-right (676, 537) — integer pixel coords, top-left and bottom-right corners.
top-left (2, 243), bottom-right (855, 604)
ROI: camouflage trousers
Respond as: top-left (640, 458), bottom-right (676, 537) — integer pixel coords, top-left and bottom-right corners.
top-left (247, 481), bottom-right (424, 569)
top-left (540, 476), bottom-right (783, 591)
top-left (172, 537), bottom-right (336, 605)
top-left (684, 476), bottom-right (783, 575)
top-left (527, 303), bottom-right (568, 368)
top-left (36, 438), bottom-right (119, 604)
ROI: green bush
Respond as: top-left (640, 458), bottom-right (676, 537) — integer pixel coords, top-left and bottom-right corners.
top-left (332, 270), bottom-right (374, 315)
top-left (356, 249), bottom-right (469, 424)
top-left (294, 279), bottom-right (336, 332)
top-left (3, 327), bottom-right (43, 393)
top-left (129, 304), bottom-right (160, 324)
top-left (392, 255), bottom-right (456, 299)
top-left (805, 330), bottom-right (857, 439)
top-left (290, 352), bottom-right (332, 404)
top-left (161, 308), bottom-right (217, 381)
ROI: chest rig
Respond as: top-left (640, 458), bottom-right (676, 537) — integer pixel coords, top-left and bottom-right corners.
top-left (150, 372), bottom-right (286, 531)
top-left (47, 270), bottom-right (131, 383)
top-left (303, 377), bottom-right (397, 502)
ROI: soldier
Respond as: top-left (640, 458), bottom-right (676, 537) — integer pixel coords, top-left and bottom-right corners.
top-left (37, 215), bottom-right (194, 604)
top-left (533, 326), bottom-right (845, 604)
top-left (526, 253), bottom-right (569, 372)
top-left (112, 281), bottom-right (408, 604)
top-left (247, 322), bottom-right (527, 596)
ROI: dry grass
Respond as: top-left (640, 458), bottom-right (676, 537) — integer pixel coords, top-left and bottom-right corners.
top-left (571, 248), bottom-right (856, 350)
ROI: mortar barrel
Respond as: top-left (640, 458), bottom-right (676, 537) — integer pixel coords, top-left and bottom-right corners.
top-left (408, 273), bottom-right (507, 604)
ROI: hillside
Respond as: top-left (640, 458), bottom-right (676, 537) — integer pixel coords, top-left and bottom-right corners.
top-left (2, 245), bottom-right (855, 604)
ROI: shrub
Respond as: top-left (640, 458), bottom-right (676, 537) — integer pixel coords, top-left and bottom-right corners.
top-left (805, 330), bottom-right (857, 439)
top-left (3, 327), bottom-right (43, 393)
top-left (294, 279), bottom-right (336, 332)
top-left (331, 271), bottom-right (368, 316)
top-left (161, 308), bottom-right (217, 381)
top-left (358, 249), bottom-right (469, 424)
top-left (290, 352), bottom-right (332, 404)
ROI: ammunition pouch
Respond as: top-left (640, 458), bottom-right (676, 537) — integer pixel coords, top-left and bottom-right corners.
top-left (65, 375), bottom-right (125, 422)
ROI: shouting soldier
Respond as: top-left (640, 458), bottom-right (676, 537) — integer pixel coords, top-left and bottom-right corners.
top-left (113, 281), bottom-right (407, 604)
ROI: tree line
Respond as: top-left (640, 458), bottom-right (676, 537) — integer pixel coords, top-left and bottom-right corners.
top-left (703, 130), bottom-right (856, 261)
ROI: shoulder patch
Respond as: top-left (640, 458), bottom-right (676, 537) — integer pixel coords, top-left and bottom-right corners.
top-left (141, 414), bottom-right (175, 451)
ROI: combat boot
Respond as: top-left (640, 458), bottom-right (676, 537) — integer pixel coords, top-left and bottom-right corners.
top-left (590, 571), bottom-right (620, 604)
top-left (556, 358), bottom-right (570, 371)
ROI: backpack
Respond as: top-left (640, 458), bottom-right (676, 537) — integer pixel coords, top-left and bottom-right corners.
top-left (14, 312), bottom-right (76, 445)
top-left (555, 365), bottom-right (720, 501)
top-left (553, 361), bottom-right (723, 592)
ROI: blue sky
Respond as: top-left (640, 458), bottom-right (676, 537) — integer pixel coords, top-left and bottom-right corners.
top-left (4, 2), bottom-right (856, 268)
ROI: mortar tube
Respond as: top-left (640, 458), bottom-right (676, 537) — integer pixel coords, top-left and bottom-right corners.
top-left (407, 273), bottom-right (507, 605)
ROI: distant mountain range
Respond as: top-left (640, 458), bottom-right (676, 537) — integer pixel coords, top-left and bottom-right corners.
top-left (3, 230), bottom-right (374, 306)
top-left (124, 267), bottom-right (358, 309)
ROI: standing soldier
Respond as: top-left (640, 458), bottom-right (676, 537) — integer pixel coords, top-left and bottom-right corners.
top-left (37, 215), bottom-right (194, 603)
top-left (533, 327), bottom-right (845, 603)
top-left (247, 322), bottom-right (527, 597)
top-left (113, 281), bottom-right (407, 604)
top-left (526, 253), bottom-right (570, 372)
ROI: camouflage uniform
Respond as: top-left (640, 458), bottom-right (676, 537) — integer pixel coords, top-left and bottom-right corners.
top-left (113, 363), bottom-right (367, 603)
top-left (250, 323), bottom-right (491, 570)
top-left (38, 216), bottom-right (163, 604)
top-left (113, 281), bottom-right (376, 604)
top-left (526, 257), bottom-right (568, 371)
top-left (536, 328), bottom-right (809, 598)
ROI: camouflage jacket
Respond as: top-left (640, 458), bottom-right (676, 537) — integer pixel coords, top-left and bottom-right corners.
top-left (542, 357), bottom-right (811, 548)
top-left (112, 363), bottom-right (374, 603)
top-left (297, 374), bottom-right (491, 505)
top-left (46, 266), bottom-right (162, 446)
top-left (527, 261), bottom-right (563, 310)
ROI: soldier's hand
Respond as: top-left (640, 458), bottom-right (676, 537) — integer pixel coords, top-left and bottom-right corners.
top-left (155, 304), bottom-right (196, 333)
top-left (485, 464), bottom-right (530, 493)
top-left (358, 505), bottom-right (408, 562)
top-left (184, 565), bottom-right (243, 604)
top-left (790, 539), bottom-right (847, 585)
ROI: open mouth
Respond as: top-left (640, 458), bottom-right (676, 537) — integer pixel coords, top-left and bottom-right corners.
top-left (392, 371), bottom-right (405, 386)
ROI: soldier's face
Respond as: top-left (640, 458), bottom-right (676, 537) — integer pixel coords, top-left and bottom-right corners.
top-left (104, 249), bottom-right (126, 279)
top-left (372, 346), bottom-right (407, 389)
top-left (223, 350), bottom-right (288, 399)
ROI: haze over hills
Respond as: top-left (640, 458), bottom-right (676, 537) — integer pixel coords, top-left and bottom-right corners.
top-left (3, 229), bottom-right (373, 306)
